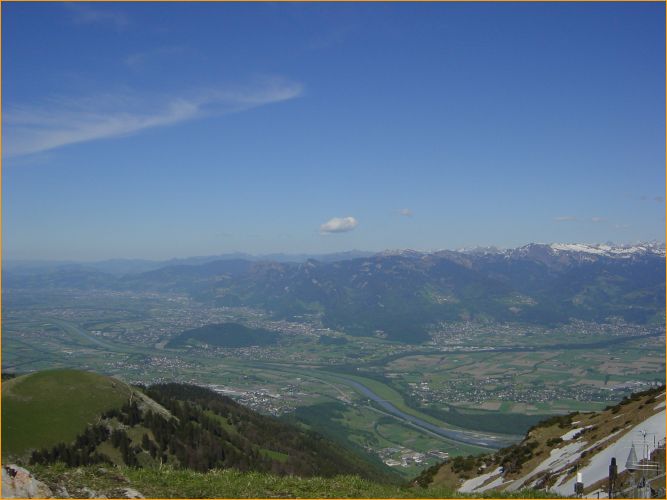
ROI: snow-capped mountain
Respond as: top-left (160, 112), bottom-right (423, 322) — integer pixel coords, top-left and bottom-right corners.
top-left (548, 242), bottom-right (665, 258)
top-left (393, 242), bottom-right (665, 260)
top-left (6, 241), bottom-right (664, 344)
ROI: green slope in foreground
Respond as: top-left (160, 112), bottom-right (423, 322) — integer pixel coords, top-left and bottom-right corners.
top-left (29, 463), bottom-right (560, 498)
top-left (2, 369), bottom-right (132, 458)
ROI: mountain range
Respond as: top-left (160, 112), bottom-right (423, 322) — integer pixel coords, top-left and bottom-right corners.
top-left (4, 242), bottom-right (665, 343)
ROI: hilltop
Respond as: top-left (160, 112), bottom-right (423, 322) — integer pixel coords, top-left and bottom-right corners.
top-left (416, 385), bottom-right (666, 498)
top-left (1, 368), bottom-right (562, 498)
top-left (2, 369), bottom-right (135, 458)
top-left (2, 369), bottom-right (395, 484)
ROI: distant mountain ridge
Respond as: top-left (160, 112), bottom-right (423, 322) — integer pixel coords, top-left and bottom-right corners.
top-left (382, 241), bottom-right (666, 260)
top-left (5, 243), bottom-right (663, 276)
top-left (3, 250), bottom-right (376, 276)
top-left (4, 242), bottom-right (664, 343)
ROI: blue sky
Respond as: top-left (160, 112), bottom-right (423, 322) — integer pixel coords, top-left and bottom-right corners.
top-left (3, 2), bottom-right (665, 260)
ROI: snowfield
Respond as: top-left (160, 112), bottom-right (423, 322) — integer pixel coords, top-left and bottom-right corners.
top-left (460, 407), bottom-right (666, 497)
top-left (561, 426), bottom-right (594, 441)
top-left (552, 410), bottom-right (666, 497)
top-left (550, 242), bottom-right (665, 257)
top-left (459, 467), bottom-right (503, 493)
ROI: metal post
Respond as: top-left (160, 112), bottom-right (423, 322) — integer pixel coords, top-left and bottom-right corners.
top-left (609, 457), bottom-right (617, 498)
top-left (575, 472), bottom-right (584, 498)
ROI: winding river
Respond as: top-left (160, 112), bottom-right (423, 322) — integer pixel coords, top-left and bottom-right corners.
top-left (332, 375), bottom-right (520, 449)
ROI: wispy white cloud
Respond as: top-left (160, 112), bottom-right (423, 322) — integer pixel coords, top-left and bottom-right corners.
top-left (307, 23), bottom-right (357, 51)
top-left (3, 78), bottom-right (303, 158)
top-left (590, 216), bottom-right (606, 223)
top-left (320, 216), bottom-right (358, 234)
top-left (124, 46), bottom-right (194, 68)
top-left (553, 216), bottom-right (577, 222)
top-left (638, 194), bottom-right (664, 203)
top-left (64, 3), bottom-right (130, 29)
top-left (397, 208), bottom-right (413, 217)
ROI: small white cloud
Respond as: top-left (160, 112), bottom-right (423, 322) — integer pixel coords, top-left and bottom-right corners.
top-left (590, 216), bottom-right (606, 223)
top-left (320, 216), bottom-right (358, 234)
top-left (398, 208), bottom-right (413, 217)
top-left (554, 216), bottom-right (577, 222)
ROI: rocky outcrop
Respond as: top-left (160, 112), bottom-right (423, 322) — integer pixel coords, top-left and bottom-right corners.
top-left (120, 487), bottom-right (144, 498)
top-left (2, 464), bottom-right (53, 498)
top-left (1, 464), bottom-right (146, 499)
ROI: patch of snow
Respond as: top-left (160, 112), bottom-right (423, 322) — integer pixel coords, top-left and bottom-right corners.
top-left (476, 475), bottom-right (510, 493)
top-left (561, 426), bottom-right (594, 441)
top-left (507, 441), bottom-right (587, 491)
top-left (511, 427), bottom-right (627, 495)
top-left (459, 467), bottom-right (503, 493)
top-left (552, 473), bottom-right (568, 489)
top-left (549, 242), bottom-right (665, 258)
top-left (586, 428), bottom-right (626, 450)
top-left (551, 243), bottom-right (608, 255)
top-left (552, 410), bottom-right (666, 497)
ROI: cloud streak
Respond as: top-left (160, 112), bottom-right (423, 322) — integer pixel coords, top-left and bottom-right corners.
top-left (124, 46), bottom-right (194, 68)
top-left (64, 4), bottom-right (130, 29)
top-left (320, 216), bottom-right (358, 234)
top-left (397, 208), bottom-right (413, 217)
top-left (553, 216), bottom-right (577, 222)
top-left (4, 78), bottom-right (303, 158)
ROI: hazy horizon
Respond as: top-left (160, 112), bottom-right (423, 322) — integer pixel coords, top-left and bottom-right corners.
top-left (4, 240), bottom-right (666, 265)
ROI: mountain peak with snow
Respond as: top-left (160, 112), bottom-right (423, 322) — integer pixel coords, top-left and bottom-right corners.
top-left (548, 242), bottom-right (665, 258)
top-left (375, 242), bottom-right (665, 261)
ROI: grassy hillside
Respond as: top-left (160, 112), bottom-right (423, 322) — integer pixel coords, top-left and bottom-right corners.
top-left (28, 463), bottom-right (559, 498)
top-left (2, 369), bottom-right (132, 458)
top-left (10, 370), bottom-right (396, 483)
top-left (3, 368), bottom-right (572, 497)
